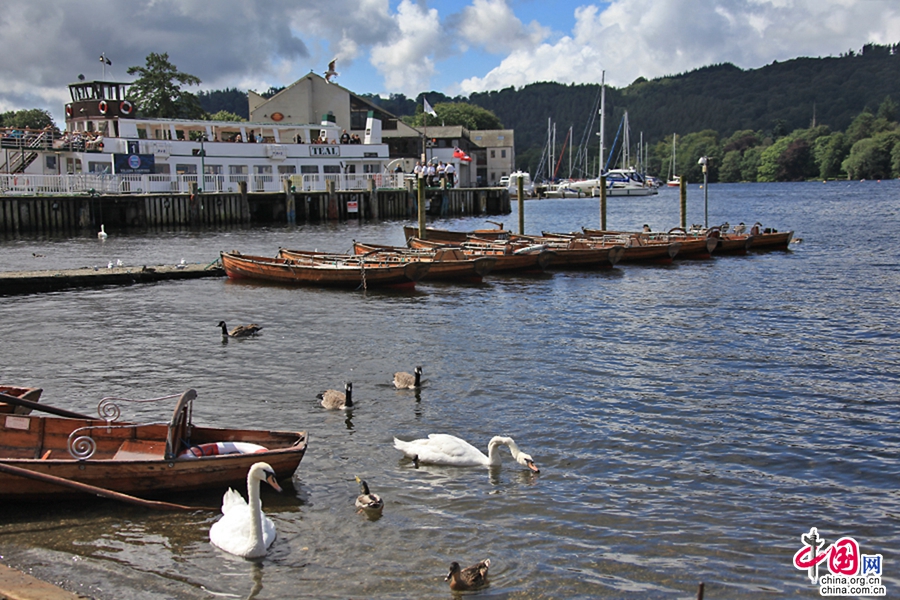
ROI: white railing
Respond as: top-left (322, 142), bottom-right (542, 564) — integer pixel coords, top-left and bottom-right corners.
top-left (0, 172), bottom-right (407, 196)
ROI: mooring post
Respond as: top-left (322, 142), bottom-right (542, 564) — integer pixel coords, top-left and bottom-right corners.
top-left (238, 181), bottom-right (250, 224)
top-left (283, 177), bottom-right (295, 225)
top-left (517, 177), bottom-right (525, 234)
top-left (326, 180), bottom-right (338, 220)
top-left (417, 174), bottom-right (426, 238)
top-left (600, 175), bottom-right (607, 231)
top-left (368, 178), bottom-right (379, 221)
top-left (680, 175), bottom-right (687, 229)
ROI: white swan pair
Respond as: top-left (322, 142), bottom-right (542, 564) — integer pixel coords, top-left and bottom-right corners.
top-left (393, 434), bottom-right (540, 472)
top-left (209, 462), bottom-right (282, 558)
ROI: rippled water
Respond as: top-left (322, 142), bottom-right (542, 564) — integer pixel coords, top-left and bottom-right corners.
top-left (1, 181), bottom-right (898, 599)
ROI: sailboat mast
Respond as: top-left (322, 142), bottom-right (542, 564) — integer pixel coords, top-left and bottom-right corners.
top-left (598, 71), bottom-right (605, 178)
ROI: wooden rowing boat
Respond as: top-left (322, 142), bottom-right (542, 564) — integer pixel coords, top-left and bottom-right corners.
top-left (580, 227), bottom-right (718, 259)
top-left (403, 225), bottom-right (510, 243)
top-left (0, 386), bottom-right (42, 415)
top-left (222, 250), bottom-right (430, 289)
top-left (407, 237), bottom-right (554, 274)
top-left (748, 224), bottom-right (794, 250)
top-left (506, 234), bottom-right (625, 269)
top-left (348, 242), bottom-right (497, 283)
top-left (545, 231), bottom-right (679, 264)
top-left (0, 389), bottom-right (307, 501)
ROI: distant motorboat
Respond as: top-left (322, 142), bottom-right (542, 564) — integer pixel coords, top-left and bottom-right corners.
top-left (501, 171), bottom-right (535, 198)
top-left (565, 167), bottom-right (658, 197)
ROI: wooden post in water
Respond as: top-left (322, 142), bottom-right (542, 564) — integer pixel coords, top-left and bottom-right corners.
top-left (517, 177), bottom-right (525, 234)
top-left (600, 175), bottom-right (607, 231)
top-left (417, 174), bottom-right (426, 239)
top-left (680, 175), bottom-right (687, 229)
top-left (283, 178), bottom-right (295, 225)
top-left (368, 178), bottom-right (379, 220)
top-left (238, 181), bottom-right (250, 224)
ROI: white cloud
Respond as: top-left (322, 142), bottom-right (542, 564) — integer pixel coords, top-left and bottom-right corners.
top-left (455, 0), bottom-right (549, 53)
top-left (369, 0), bottom-right (443, 97)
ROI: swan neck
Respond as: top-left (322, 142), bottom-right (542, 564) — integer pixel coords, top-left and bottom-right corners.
top-left (487, 437), bottom-right (511, 464)
top-left (247, 471), bottom-right (264, 550)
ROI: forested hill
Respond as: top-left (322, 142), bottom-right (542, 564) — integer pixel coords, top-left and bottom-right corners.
top-left (467, 43), bottom-right (900, 167)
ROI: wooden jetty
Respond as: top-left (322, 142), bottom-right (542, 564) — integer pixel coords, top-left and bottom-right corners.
top-left (0, 263), bottom-right (224, 296)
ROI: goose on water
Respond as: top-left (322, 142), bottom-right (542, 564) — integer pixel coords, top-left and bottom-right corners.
top-left (318, 382), bottom-right (352, 409)
top-left (446, 559), bottom-right (491, 591)
top-left (354, 476), bottom-right (384, 515)
top-left (209, 462), bottom-right (282, 558)
top-left (218, 321), bottom-right (263, 338)
top-left (393, 434), bottom-right (539, 471)
top-left (393, 366), bottom-right (423, 389)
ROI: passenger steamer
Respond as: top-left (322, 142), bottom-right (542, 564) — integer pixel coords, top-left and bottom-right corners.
top-left (1, 79), bottom-right (397, 195)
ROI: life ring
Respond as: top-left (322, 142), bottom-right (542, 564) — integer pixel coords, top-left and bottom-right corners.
top-left (120, 100), bottom-right (133, 115)
top-left (178, 441), bottom-right (269, 459)
top-left (65, 104), bottom-right (73, 118)
top-left (98, 100), bottom-right (108, 115)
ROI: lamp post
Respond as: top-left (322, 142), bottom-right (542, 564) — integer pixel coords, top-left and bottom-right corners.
top-left (698, 155), bottom-right (708, 228)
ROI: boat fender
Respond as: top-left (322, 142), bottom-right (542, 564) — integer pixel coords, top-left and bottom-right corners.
top-left (98, 100), bottom-right (108, 115)
top-left (513, 244), bottom-right (547, 255)
top-left (178, 441), bottom-right (269, 459)
top-left (65, 104), bottom-right (73, 118)
top-left (120, 100), bottom-right (133, 115)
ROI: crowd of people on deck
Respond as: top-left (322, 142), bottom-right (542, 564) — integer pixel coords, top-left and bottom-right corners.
top-left (413, 160), bottom-right (456, 187)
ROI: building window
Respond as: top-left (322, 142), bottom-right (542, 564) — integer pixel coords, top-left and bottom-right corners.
top-left (490, 150), bottom-right (495, 158)
top-left (176, 164), bottom-right (197, 175)
top-left (300, 165), bottom-right (319, 174)
top-left (323, 165), bottom-right (342, 174)
top-left (501, 149), bottom-right (506, 158)
top-left (278, 165), bottom-right (297, 175)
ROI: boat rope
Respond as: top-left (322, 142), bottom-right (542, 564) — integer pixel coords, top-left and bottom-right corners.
top-left (357, 257), bottom-right (367, 291)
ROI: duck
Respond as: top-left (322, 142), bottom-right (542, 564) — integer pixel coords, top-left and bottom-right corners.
top-left (733, 222), bottom-right (747, 235)
top-left (393, 434), bottom-right (539, 472)
top-left (209, 462), bottom-right (282, 558)
top-left (318, 382), bottom-right (352, 409)
top-left (354, 476), bottom-right (384, 514)
top-left (393, 366), bottom-right (423, 389)
top-left (98, 224), bottom-right (107, 239)
top-left (446, 558), bottom-right (490, 591)
top-left (218, 321), bottom-right (263, 338)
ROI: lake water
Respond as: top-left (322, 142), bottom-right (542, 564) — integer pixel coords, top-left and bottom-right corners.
top-left (0, 181), bottom-right (898, 599)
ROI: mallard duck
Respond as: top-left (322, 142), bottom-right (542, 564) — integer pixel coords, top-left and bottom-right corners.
top-left (318, 382), bottom-right (352, 409)
top-left (446, 558), bottom-right (490, 591)
top-left (393, 366), bottom-right (423, 389)
top-left (209, 462), bottom-right (282, 558)
top-left (354, 476), bottom-right (383, 514)
top-left (218, 321), bottom-right (263, 338)
top-left (393, 434), bottom-right (539, 472)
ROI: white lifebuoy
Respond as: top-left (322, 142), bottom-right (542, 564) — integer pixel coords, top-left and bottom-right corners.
top-left (177, 441), bottom-right (269, 459)
top-left (98, 100), bottom-right (108, 115)
top-left (65, 104), bottom-right (73, 118)
top-left (120, 100), bottom-right (133, 115)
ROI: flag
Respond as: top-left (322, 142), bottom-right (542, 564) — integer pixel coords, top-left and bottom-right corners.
top-left (453, 147), bottom-right (471, 162)
top-left (423, 98), bottom-right (437, 117)
top-left (99, 54), bottom-right (111, 65)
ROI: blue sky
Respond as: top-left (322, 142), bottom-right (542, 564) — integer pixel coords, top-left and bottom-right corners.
top-left (1, 0), bottom-right (899, 125)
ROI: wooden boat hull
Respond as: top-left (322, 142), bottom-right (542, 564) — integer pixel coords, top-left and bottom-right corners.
top-left (0, 386), bottom-right (42, 415)
top-left (714, 234), bottom-right (754, 255)
top-left (507, 235), bottom-right (625, 269)
top-left (222, 251), bottom-right (429, 289)
top-left (581, 227), bottom-right (717, 259)
top-left (403, 225), bottom-right (510, 243)
top-left (348, 242), bottom-right (497, 282)
top-left (750, 230), bottom-right (793, 249)
top-left (618, 242), bottom-right (681, 264)
top-left (406, 237), bottom-right (553, 273)
top-left (0, 412), bottom-right (307, 500)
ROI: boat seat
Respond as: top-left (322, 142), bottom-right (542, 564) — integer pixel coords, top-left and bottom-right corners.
top-left (114, 439), bottom-right (167, 460)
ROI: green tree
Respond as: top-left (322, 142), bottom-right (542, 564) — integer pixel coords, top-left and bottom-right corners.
top-left (845, 111), bottom-right (875, 146)
top-left (206, 110), bottom-right (245, 122)
top-left (877, 96), bottom-right (897, 122)
top-left (410, 102), bottom-right (502, 130)
top-left (740, 146), bottom-right (763, 181)
top-left (678, 130), bottom-right (720, 182)
top-left (719, 150), bottom-right (743, 182)
top-left (127, 53), bottom-right (203, 119)
top-left (813, 132), bottom-right (848, 179)
top-left (841, 131), bottom-right (900, 179)
top-left (0, 108), bottom-right (55, 130)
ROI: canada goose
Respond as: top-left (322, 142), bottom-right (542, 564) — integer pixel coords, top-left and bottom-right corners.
top-left (354, 476), bottom-right (383, 514)
top-left (393, 366), bottom-right (423, 389)
top-left (446, 558), bottom-right (490, 591)
top-left (209, 462), bottom-right (282, 558)
top-left (318, 382), bottom-right (352, 409)
top-left (218, 321), bottom-right (263, 338)
top-left (393, 434), bottom-right (539, 472)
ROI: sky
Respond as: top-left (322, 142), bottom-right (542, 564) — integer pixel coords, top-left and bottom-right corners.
top-left (2, 0), bottom-right (899, 125)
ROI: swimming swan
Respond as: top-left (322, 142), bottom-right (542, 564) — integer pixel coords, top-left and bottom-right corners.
top-left (393, 434), bottom-right (539, 471)
top-left (209, 462), bottom-right (282, 558)
top-left (98, 224), bottom-right (107, 239)
top-left (393, 366), bottom-right (423, 389)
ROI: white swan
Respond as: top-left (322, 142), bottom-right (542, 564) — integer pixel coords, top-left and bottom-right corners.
top-left (393, 434), bottom-right (539, 472)
top-left (209, 462), bottom-right (282, 558)
top-left (98, 224), bottom-right (107, 239)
